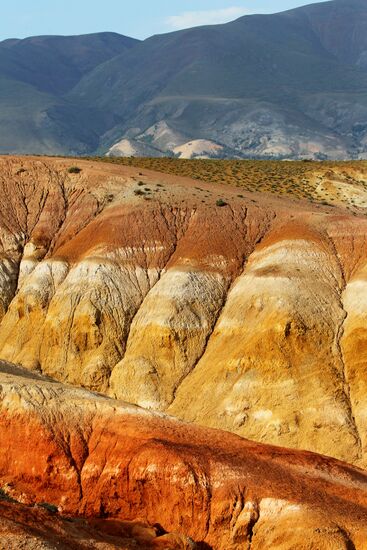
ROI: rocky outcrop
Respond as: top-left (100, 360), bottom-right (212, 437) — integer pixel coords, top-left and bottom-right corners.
top-left (1, 158), bottom-right (367, 469)
top-left (1, 362), bottom-right (367, 549)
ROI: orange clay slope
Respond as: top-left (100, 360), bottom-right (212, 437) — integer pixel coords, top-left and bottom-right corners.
top-left (1, 362), bottom-right (367, 550)
top-left (0, 157), bottom-right (367, 468)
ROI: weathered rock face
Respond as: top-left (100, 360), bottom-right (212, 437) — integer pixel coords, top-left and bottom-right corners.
top-left (2, 363), bottom-right (367, 550)
top-left (1, 157), bottom-right (367, 469)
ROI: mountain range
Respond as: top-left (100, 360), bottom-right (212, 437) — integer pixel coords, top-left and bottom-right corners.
top-left (1, 0), bottom-right (367, 159)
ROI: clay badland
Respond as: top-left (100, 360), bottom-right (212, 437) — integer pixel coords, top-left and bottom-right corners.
top-left (1, 157), bottom-right (367, 547)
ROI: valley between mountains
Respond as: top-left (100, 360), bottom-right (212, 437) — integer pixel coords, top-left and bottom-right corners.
top-left (2, 156), bottom-right (367, 548)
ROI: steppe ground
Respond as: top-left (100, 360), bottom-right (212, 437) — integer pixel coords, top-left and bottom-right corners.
top-left (88, 157), bottom-right (367, 212)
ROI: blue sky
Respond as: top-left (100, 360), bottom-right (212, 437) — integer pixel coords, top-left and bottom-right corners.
top-left (0, 0), bottom-right (326, 41)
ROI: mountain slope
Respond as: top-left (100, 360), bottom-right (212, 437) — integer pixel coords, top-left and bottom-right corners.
top-left (1, 0), bottom-right (367, 157)
top-left (0, 32), bottom-right (139, 95)
top-left (292, 0), bottom-right (367, 68)
top-left (0, 76), bottom-right (122, 155)
top-left (0, 32), bottom-right (138, 154)
top-left (71, 0), bottom-right (367, 159)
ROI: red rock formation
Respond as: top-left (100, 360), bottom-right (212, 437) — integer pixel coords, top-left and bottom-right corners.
top-left (1, 363), bottom-right (367, 549)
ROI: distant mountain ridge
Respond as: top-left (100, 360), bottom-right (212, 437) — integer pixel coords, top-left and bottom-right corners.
top-left (1, 0), bottom-right (367, 159)
top-left (0, 32), bottom-right (139, 94)
top-left (0, 32), bottom-right (139, 155)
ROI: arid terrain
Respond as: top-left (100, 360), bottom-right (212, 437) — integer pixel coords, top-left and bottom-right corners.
top-left (2, 156), bottom-right (367, 547)
top-left (2, 362), bottom-right (367, 549)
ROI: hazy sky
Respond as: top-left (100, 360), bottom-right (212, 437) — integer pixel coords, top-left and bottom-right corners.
top-left (0, 0), bottom-right (326, 41)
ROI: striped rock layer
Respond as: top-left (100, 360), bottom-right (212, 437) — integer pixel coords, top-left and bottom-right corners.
top-left (0, 158), bottom-right (367, 469)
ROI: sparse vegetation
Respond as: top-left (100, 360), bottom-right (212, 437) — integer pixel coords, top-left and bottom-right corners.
top-left (216, 198), bottom-right (228, 207)
top-left (38, 502), bottom-right (58, 514)
top-left (82, 157), bottom-right (367, 210)
top-left (0, 486), bottom-right (16, 503)
top-left (68, 166), bottom-right (82, 174)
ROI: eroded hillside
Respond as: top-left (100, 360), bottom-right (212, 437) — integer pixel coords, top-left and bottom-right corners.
top-left (2, 363), bottom-right (367, 549)
top-left (0, 157), bottom-right (367, 469)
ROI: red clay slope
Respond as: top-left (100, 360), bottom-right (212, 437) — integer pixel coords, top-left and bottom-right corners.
top-left (1, 363), bottom-right (367, 549)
